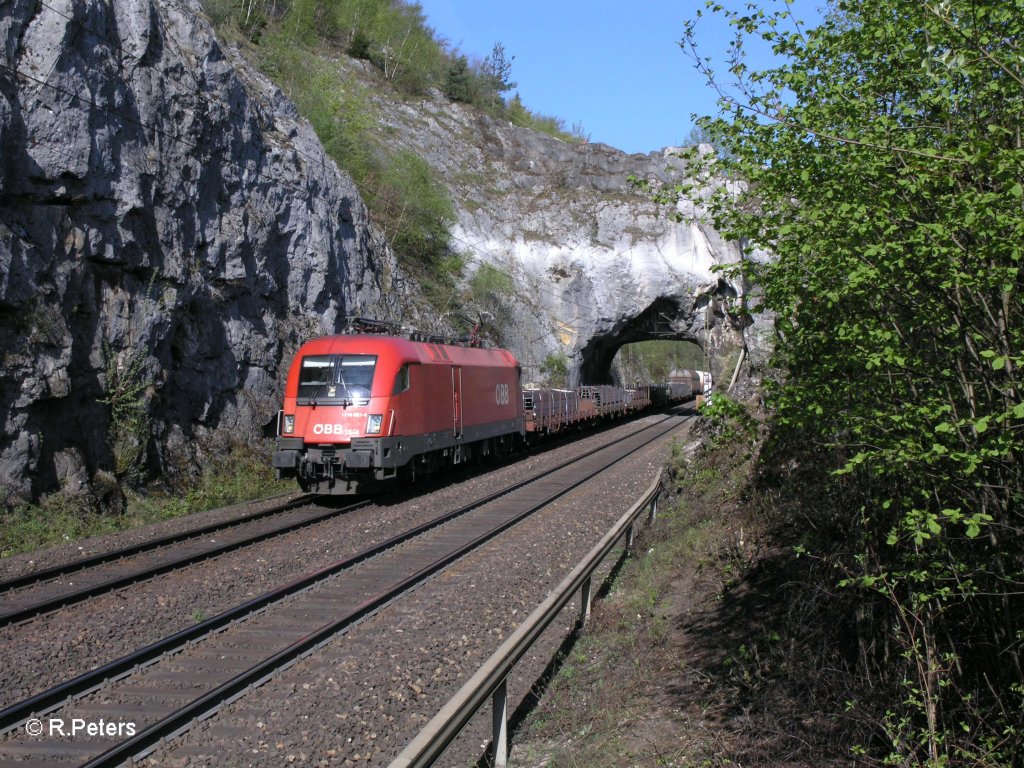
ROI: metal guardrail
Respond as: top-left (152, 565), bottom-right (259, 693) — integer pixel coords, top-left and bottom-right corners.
top-left (389, 471), bottom-right (665, 768)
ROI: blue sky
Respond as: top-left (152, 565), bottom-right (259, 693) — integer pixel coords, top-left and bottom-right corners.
top-left (416, 0), bottom-right (823, 155)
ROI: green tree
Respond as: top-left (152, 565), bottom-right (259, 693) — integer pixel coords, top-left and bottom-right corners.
top-left (200, 0), bottom-right (581, 314)
top-left (467, 263), bottom-right (514, 298)
top-left (505, 93), bottom-right (529, 123)
top-left (539, 352), bottom-right (569, 389)
top-left (368, 1), bottom-right (445, 92)
top-left (681, 123), bottom-right (731, 160)
top-left (479, 42), bottom-right (517, 108)
top-left (443, 55), bottom-right (474, 103)
top-left (665, 0), bottom-right (1024, 763)
top-left (615, 340), bottom-right (703, 384)
top-left (483, 42), bottom-right (516, 90)
top-left (374, 149), bottom-right (455, 272)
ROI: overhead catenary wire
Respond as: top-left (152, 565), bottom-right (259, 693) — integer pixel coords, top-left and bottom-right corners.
top-left (442, 225), bottom-right (709, 324)
top-left (1, 54), bottom-right (600, 337)
top-left (3, 61), bottom-right (707, 357)
top-left (6, 3), bottom-right (716, 353)
top-left (0, 57), bottom-right (350, 219)
top-left (20, 0), bottom-right (627, 325)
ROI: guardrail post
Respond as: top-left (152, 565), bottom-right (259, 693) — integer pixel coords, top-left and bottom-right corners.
top-left (648, 494), bottom-right (658, 525)
top-left (387, 471), bottom-right (665, 768)
top-left (580, 574), bottom-right (592, 626)
top-left (626, 521), bottom-right (636, 551)
top-left (492, 678), bottom-right (508, 768)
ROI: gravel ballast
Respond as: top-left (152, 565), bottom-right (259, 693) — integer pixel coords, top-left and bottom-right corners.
top-left (0, 416), bottom-right (682, 712)
top-left (142, 414), bottom-right (691, 766)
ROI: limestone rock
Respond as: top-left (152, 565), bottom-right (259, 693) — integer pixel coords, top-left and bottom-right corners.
top-left (372, 89), bottom-right (772, 389)
top-left (0, 0), bottom-right (417, 502)
top-left (0, 2), bottom-right (772, 506)
top-left (53, 448), bottom-right (89, 496)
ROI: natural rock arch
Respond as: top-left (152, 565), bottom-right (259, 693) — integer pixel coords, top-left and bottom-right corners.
top-left (571, 281), bottom-right (742, 388)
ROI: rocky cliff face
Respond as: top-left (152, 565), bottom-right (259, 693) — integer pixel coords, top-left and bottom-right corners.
top-left (0, 3), bottom-right (769, 506)
top-left (374, 90), bottom-right (770, 390)
top-left (0, 0), bottom-right (416, 505)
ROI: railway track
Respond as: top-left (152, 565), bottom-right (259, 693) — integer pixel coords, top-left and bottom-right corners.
top-left (0, 494), bottom-right (373, 627)
top-left (0, 410), bottom-right (656, 629)
top-left (0, 409), bottom-right (691, 767)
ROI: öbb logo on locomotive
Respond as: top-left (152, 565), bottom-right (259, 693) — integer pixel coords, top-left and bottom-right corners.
top-left (311, 423), bottom-right (360, 437)
top-left (272, 318), bottom-right (709, 496)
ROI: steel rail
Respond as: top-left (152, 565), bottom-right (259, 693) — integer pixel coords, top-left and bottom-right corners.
top-left (0, 402), bottom-right (687, 625)
top-left (0, 493), bottom-right (318, 593)
top-left (0, 403), bottom-right (679, 621)
top-left (0, 496), bottom-right (368, 627)
top-left (74, 415), bottom-right (686, 768)
top-left (0, 411), bottom-right (685, 738)
top-left (389, 471), bottom-right (667, 768)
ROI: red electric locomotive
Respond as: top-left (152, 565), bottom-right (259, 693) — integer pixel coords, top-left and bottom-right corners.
top-left (273, 320), bottom-right (524, 494)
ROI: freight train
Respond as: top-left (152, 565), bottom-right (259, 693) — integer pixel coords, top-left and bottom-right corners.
top-left (273, 319), bottom-right (709, 495)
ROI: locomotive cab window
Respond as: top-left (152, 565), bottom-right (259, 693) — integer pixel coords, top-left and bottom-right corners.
top-left (297, 355), bottom-right (377, 405)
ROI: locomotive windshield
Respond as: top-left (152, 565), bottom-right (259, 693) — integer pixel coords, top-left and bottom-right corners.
top-left (297, 355), bottom-right (377, 405)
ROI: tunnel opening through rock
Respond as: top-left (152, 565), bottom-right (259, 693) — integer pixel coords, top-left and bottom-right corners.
top-left (575, 297), bottom-right (710, 386)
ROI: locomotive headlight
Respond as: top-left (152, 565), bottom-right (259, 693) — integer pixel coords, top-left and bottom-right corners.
top-left (283, 414), bottom-right (295, 434)
top-left (366, 414), bottom-right (383, 434)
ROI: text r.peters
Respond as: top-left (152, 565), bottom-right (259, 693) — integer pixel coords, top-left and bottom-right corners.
top-left (48, 718), bottom-right (137, 737)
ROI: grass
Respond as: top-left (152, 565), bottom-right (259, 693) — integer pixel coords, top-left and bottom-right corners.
top-left (1, 501), bottom-right (127, 559)
top-left (0, 443), bottom-right (291, 559)
top-left (512, 403), bottom-right (766, 767)
top-left (513, 400), bottom-right (856, 767)
top-left (519, 527), bottom-right (724, 764)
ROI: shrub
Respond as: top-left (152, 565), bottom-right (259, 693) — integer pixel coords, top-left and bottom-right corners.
top-left (373, 149), bottom-right (455, 269)
top-left (539, 353), bottom-right (569, 388)
top-left (99, 342), bottom-right (152, 485)
top-left (248, 24), bottom-right (459, 310)
top-left (666, 0), bottom-right (1024, 762)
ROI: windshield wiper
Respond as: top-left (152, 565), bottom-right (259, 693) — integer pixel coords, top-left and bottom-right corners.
top-left (307, 381), bottom-right (329, 407)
